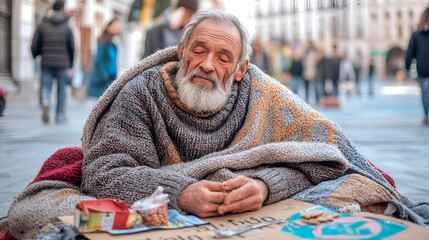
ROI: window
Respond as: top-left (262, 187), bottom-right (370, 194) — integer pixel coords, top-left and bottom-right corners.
top-left (292, 0), bottom-right (298, 12)
top-left (332, 16), bottom-right (338, 38)
top-left (319, 19), bottom-right (325, 39)
top-left (385, 12), bottom-right (390, 38)
top-left (305, 0), bottom-right (311, 11)
top-left (0, 0), bottom-right (12, 76)
top-left (398, 25), bottom-right (402, 38)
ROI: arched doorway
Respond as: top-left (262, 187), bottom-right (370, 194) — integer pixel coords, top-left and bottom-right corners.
top-left (386, 46), bottom-right (405, 76)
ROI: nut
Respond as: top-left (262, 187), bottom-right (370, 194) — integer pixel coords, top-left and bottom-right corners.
top-left (137, 203), bottom-right (169, 226)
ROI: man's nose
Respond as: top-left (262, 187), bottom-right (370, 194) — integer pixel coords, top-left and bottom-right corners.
top-left (200, 53), bottom-right (215, 72)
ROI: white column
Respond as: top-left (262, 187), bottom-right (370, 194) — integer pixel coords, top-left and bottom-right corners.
top-left (11, 0), bottom-right (36, 82)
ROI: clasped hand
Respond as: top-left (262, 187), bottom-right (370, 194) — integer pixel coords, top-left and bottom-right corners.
top-left (177, 176), bottom-right (268, 218)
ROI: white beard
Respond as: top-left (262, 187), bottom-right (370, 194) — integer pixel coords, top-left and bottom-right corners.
top-left (175, 60), bottom-right (236, 113)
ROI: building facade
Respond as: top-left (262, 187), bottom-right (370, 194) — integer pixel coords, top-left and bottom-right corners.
top-left (253, 0), bottom-right (428, 78)
top-left (0, 0), bottom-right (139, 96)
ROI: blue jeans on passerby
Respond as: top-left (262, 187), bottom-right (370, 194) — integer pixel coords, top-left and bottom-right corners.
top-left (290, 76), bottom-right (303, 95)
top-left (315, 77), bottom-right (325, 103)
top-left (41, 67), bottom-right (67, 121)
top-left (417, 77), bottom-right (429, 117)
top-left (367, 74), bottom-right (374, 97)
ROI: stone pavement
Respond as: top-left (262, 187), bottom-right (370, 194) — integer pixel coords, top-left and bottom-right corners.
top-left (1, 78), bottom-right (429, 220)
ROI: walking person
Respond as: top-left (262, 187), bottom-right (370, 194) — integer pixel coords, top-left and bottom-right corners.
top-left (302, 42), bottom-right (318, 103)
top-left (315, 49), bottom-right (328, 103)
top-left (250, 36), bottom-right (272, 75)
top-left (142, 0), bottom-right (199, 58)
top-left (367, 58), bottom-right (375, 97)
top-left (405, 6), bottom-right (429, 125)
top-left (31, 0), bottom-right (74, 124)
top-left (339, 53), bottom-right (356, 97)
top-left (329, 45), bottom-right (341, 97)
top-left (87, 19), bottom-right (121, 98)
top-left (354, 54), bottom-right (362, 96)
top-left (288, 51), bottom-right (304, 95)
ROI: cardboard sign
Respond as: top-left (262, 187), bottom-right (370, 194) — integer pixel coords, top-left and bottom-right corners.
top-left (60, 199), bottom-right (429, 239)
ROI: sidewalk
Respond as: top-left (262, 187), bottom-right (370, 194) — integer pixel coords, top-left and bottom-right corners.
top-left (0, 85), bottom-right (96, 219)
top-left (1, 78), bottom-right (428, 220)
top-left (314, 79), bottom-right (429, 203)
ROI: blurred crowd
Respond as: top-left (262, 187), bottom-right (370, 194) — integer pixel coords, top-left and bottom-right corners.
top-left (282, 42), bottom-right (375, 106)
top-left (249, 38), bottom-right (377, 106)
top-left (29, 0), bottom-right (429, 124)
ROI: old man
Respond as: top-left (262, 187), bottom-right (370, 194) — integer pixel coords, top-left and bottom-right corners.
top-left (8, 10), bottom-right (428, 239)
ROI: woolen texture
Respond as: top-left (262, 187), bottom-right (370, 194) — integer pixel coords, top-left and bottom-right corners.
top-left (7, 148), bottom-right (95, 239)
top-left (81, 47), bottom-right (428, 226)
top-left (6, 147), bottom-right (400, 239)
top-left (7, 48), bottom-right (428, 240)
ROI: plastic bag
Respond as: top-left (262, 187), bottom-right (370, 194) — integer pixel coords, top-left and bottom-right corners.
top-left (130, 186), bottom-right (170, 226)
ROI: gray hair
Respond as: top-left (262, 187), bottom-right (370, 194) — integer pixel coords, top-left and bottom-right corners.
top-left (181, 10), bottom-right (252, 65)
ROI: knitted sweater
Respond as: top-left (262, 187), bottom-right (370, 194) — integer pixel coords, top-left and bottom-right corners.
top-left (81, 47), bottom-right (429, 226)
top-left (7, 48), bottom-right (429, 240)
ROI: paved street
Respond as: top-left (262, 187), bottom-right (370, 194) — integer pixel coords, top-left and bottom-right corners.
top-left (1, 78), bottom-right (429, 220)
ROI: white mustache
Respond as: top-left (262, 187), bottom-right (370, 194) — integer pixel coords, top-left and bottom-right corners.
top-left (188, 69), bottom-right (220, 87)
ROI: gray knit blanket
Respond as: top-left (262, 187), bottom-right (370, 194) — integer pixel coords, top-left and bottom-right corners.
top-left (7, 47), bottom-right (429, 239)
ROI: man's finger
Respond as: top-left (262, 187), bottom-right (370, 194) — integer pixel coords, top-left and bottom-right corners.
top-left (223, 186), bottom-right (253, 205)
top-left (221, 176), bottom-right (248, 191)
top-left (203, 180), bottom-right (228, 192)
top-left (198, 203), bottom-right (225, 218)
top-left (207, 191), bottom-right (228, 204)
top-left (217, 195), bottom-right (261, 215)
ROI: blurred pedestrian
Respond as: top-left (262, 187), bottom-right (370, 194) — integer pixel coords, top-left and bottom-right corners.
top-left (288, 51), bottom-right (303, 95)
top-left (328, 45), bottom-right (341, 97)
top-left (367, 58), bottom-right (375, 97)
top-left (31, 0), bottom-right (74, 124)
top-left (354, 54), bottom-right (362, 96)
top-left (87, 19), bottom-right (121, 98)
top-left (142, 0), bottom-right (199, 58)
top-left (302, 42), bottom-right (317, 103)
top-left (339, 53), bottom-right (356, 97)
top-left (315, 49), bottom-right (328, 102)
top-left (250, 36), bottom-right (271, 75)
top-left (405, 6), bottom-right (429, 125)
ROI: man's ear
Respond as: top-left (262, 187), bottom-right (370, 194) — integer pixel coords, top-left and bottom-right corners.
top-left (178, 42), bottom-right (183, 61)
top-left (234, 60), bottom-right (249, 82)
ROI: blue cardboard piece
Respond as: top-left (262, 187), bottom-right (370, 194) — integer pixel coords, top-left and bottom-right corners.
top-left (108, 209), bottom-right (208, 235)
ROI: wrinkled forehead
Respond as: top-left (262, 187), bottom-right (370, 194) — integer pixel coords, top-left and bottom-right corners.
top-left (189, 19), bottom-right (242, 58)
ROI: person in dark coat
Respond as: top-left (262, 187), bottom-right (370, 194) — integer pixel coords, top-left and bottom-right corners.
top-left (142, 0), bottom-right (199, 58)
top-left (87, 19), bottom-right (121, 98)
top-left (315, 49), bottom-right (328, 102)
top-left (31, 0), bottom-right (74, 124)
top-left (367, 58), bottom-right (375, 97)
top-left (250, 36), bottom-right (272, 75)
top-left (288, 51), bottom-right (303, 94)
top-left (328, 45), bottom-right (341, 97)
top-left (405, 6), bottom-right (429, 125)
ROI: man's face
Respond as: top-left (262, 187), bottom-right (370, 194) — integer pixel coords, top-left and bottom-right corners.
top-left (178, 19), bottom-right (247, 89)
top-left (175, 19), bottom-right (248, 113)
